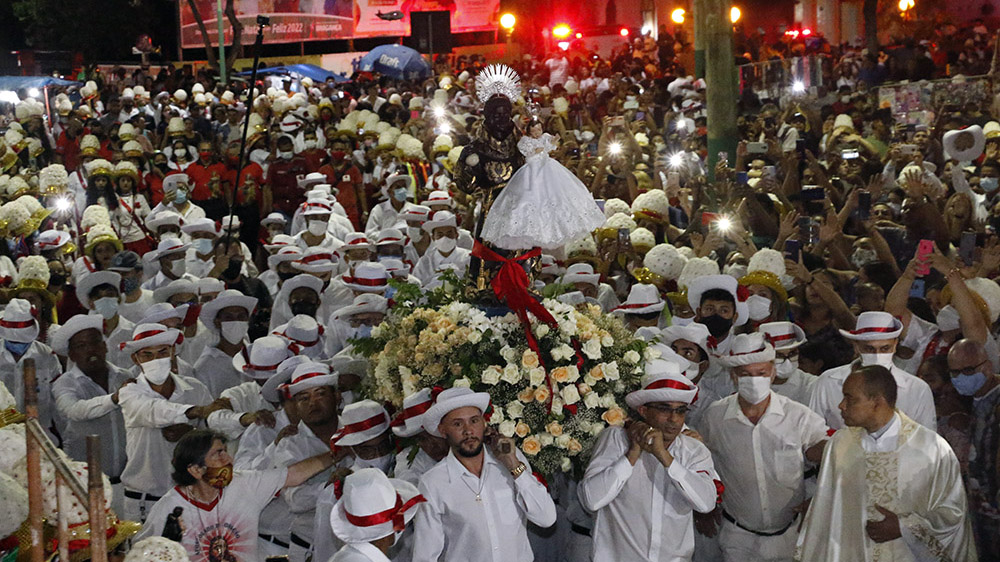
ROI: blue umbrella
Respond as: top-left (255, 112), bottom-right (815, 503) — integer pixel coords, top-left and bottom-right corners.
top-left (358, 44), bottom-right (431, 80)
top-left (0, 76), bottom-right (81, 91)
top-left (234, 64), bottom-right (349, 84)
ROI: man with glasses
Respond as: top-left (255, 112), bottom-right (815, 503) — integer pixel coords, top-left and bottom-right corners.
top-left (947, 339), bottom-right (1000, 560)
top-left (699, 333), bottom-right (828, 561)
top-left (580, 358), bottom-right (721, 562)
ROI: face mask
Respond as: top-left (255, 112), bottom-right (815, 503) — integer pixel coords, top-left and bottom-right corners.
top-left (392, 187), bottom-right (409, 202)
top-left (952, 371), bottom-right (987, 396)
top-left (671, 315), bottom-right (695, 327)
top-left (840, 96), bottom-right (851, 103)
top-left (351, 324), bottom-right (374, 340)
top-left (222, 258), bottom-right (243, 280)
top-left (434, 236), bottom-right (457, 255)
top-left (202, 463), bottom-right (234, 489)
top-left (330, 150), bottom-right (347, 161)
top-left (860, 352), bottom-right (894, 369)
top-left (304, 140), bottom-right (318, 149)
top-left (851, 248), bottom-right (878, 269)
top-left (4, 341), bottom-right (31, 355)
top-left (49, 271), bottom-right (67, 287)
top-left (155, 162), bottom-right (169, 173)
top-left (698, 314), bottom-right (733, 339)
top-left (981, 177), bottom-right (999, 192)
top-left (746, 295), bottom-right (772, 321)
top-left (199, 151), bottom-right (212, 161)
top-left (278, 270), bottom-right (297, 282)
top-left (738, 375), bottom-right (772, 404)
top-left (723, 264), bottom-right (747, 278)
top-left (192, 238), bottom-right (214, 255)
top-left (775, 357), bottom-right (798, 377)
top-left (936, 305), bottom-right (961, 332)
top-left (141, 356), bottom-right (173, 385)
top-left (356, 453), bottom-right (394, 473)
top-left (407, 226), bottom-right (424, 240)
top-left (93, 297), bottom-right (119, 320)
top-left (173, 190), bottom-right (188, 205)
top-left (166, 258), bottom-right (186, 278)
top-left (220, 320), bottom-right (249, 344)
top-left (307, 219), bottom-right (327, 236)
top-left (290, 302), bottom-right (318, 318)
top-left (279, 150), bottom-right (294, 160)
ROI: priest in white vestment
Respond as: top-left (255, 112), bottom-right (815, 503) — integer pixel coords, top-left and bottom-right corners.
top-left (796, 365), bottom-right (977, 562)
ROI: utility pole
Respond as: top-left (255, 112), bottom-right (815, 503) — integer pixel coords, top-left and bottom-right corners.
top-left (216, 0), bottom-right (227, 84)
top-left (704, 0), bottom-right (738, 182)
top-left (693, 0), bottom-right (706, 78)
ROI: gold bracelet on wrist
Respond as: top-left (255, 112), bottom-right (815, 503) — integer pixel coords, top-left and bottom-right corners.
top-left (510, 462), bottom-right (527, 478)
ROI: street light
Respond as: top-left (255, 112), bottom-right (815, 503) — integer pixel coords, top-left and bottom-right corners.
top-left (500, 13), bottom-right (516, 30)
top-left (671, 8), bottom-right (686, 24)
top-left (552, 24), bottom-right (572, 39)
top-left (620, 27), bottom-right (630, 37)
top-left (898, 0), bottom-right (914, 11)
top-left (730, 6), bottom-right (741, 23)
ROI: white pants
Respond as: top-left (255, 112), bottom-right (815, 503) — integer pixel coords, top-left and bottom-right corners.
top-left (289, 540), bottom-right (312, 562)
top-left (718, 519), bottom-right (797, 562)
top-left (258, 536), bottom-right (290, 560)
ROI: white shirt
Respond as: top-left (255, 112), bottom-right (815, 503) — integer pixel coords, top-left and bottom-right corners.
top-left (700, 392), bottom-right (829, 533)
top-left (332, 542), bottom-right (392, 562)
top-left (809, 361), bottom-right (936, 431)
top-left (234, 409), bottom-right (295, 542)
top-left (193, 345), bottom-right (247, 398)
top-left (52, 363), bottom-right (132, 477)
top-left (104, 316), bottom-right (137, 373)
top-left (112, 194), bottom-right (151, 244)
top-left (771, 367), bottom-right (818, 406)
top-left (136, 468), bottom-right (288, 562)
top-left (0, 340), bottom-right (61, 435)
top-left (178, 322), bottom-right (212, 368)
top-left (579, 427), bottom-right (720, 562)
top-left (412, 247), bottom-right (471, 287)
top-left (395, 448), bottom-right (440, 486)
top-left (118, 372), bottom-right (212, 495)
top-left (206, 380), bottom-right (272, 439)
top-left (412, 449), bottom-right (556, 562)
top-left (118, 289), bottom-right (155, 324)
top-left (365, 201), bottom-right (413, 236)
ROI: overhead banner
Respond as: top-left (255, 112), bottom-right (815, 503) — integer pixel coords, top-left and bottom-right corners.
top-left (179, 0), bottom-right (499, 47)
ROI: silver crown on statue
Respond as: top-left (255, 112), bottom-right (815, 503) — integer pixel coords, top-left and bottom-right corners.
top-left (475, 64), bottom-right (521, 104)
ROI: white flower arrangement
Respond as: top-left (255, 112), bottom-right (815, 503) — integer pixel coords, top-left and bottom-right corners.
top-left (0, 471), bottom-right (28, 539)
top-left (0, 424), bottom-right (26, 477)
top-left (10, 456), bottom-right (112, 525)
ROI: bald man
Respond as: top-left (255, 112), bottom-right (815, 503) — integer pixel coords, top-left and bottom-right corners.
top-left (947, 339), bottom-right (1000, 560)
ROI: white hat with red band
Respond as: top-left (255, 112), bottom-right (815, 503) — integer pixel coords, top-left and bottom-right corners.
top-left (757, 321), bottom-right (806, 350)
top-left (120, 323), bottom-right (184, 354)
top-left (145, 236), bottom-right (190, 262)
top-left (233, 335), bottom-right (291, 380)
top-left (659, 323), bottom-right (712, 359)
top-left (562, 263), bottom-right (601, 287)
top-left (197, 277), bottom-right (224, 297)
top-left (180, 217), bottom-right (219, 236)
top-left (420, 190), bottom-right (453, 208)
top-left (276, 315), bottom-right (325, 352)
top-left (331, 399), bottom-right (390, 447)
top-left (422, 210), bottom-right (457, 234)
top-left (392, 388), bottom-right (434, 438)
top-left (302, 200), bottom-right (334, 216)
top-left (294, 248), bottom-right (338, 273)
top-left (140, 302), bottom-right (189, 326)
top-left (264, 234), bottom-right (295, 252)
top-left (268, 246), bottom-right (304, 269)
top-left (381, 258), bottom-right (410, 278)
top-left (613, 284), bottom-right (665, 315)
top-left (341, 232), bottom-right (373, 251)
top-left (146, 211), bottom-right (184, 232)
top-left (686, 274), bottom-right (749, 327)
top-left (330, 468), bottom-right (425, 544)
top-left (625, 359), bottom-right (698, 409)
top-left (401, 205), bottom-right (430, 223)
top-left (838, 311), bottom-right (902, 341)
top-left (198, 290), bottom-right (258, 332)
top-left (0, 298), bottom-right (39, 343)
top-left (297, 172), bottom-right (326, 189)
top-left (286, 361), bottom-right (339, 397)
top-left (152, 279), bottom-right (197, 304)
top-left (35, 230), bottom-right (73, 254)
top-left (421, 387), bottom-right (491, 438)
top-left (262, 355), bottom-right (311, 403)
top-left (333, 293), bottom-right (389, 321)
top-left (376, 228), bottom-right (405, 247)
top-left (262, 212), bottom-right (288, 227)
top-left (344, 262), bottom-right (389, 293)
top-left (717, 333), bottom-right (776, 368)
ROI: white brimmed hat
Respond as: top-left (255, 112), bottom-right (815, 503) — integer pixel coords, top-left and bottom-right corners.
top-left (262, 212), bottom-right (287, 227)
top-left (75, 271), bottom-right (121, 309)
top-left (757, 321), bottom-right (806, 350)
top-left (262, 355), bottom-right (310, 403)
top-left (181, 217), bottom-right (219, 236)
top-left (0, 299), bottom-right (39, 343)
top-left (660, 323), bottom-right (711, 359)
top-left (376, 228), bottom-right (405, 247)
top-left (625, 359), bottom-right (698, 409)
top-left (153, 279), bottom-right (197, 304)
top-left (687, 274), bottom-right (749, 327)
top-left (391, 388), bottom-right (434, 438)
top-left (140, 303), bottom-right (189, 326)
top-left (381, 258), bottom-right (410, 278)
top-left (331, 400), bottom-right (390, 447)
top-left (233, 335), bottom-right (291, 380)
top-left (613, 284), bottom-right (664, 315)
top-left (268, 246), bottom-right (304, 269)
top-left (264, 234), bottom-right (296, 252)
top-left (302, 200), bottom-right (334, 217)
top-left (422, 210), bottom-right (457, 234)
top-left (344, 262), bottom-right (389, 293)
top-left (50, 314), bottom-right (103, 356)
top-left (286, 361), bottom-right (339, 397)
top-left (943, 125), bottom-right (985, 162)
top-left (333, 293), bottom-right (389, 321)
top-left (197, 277), bottom-right (224, 297)
top-left (120, 323), bottom-right (184, 354)
top-left (329, 469), bottom-right (424, 543)
top-left (421, 190), bottom-right (453, 208)
top-left (198, 289), bottom-right (257, 331)
top-left (562, 263), bottom-right (600, 287)
top-left (421, 387), bottom-right (491, 438)
top-left (401, 205), bottom-right (430, 224)
top-left (540, 254), bottom-right (561, 276)
top-left (341, 232), bottom-right (373, 252)
top-left (294, 248), bottom-right (338, 273)
top-left (297, 172), bottom-right (327, 189)
top-left (838, 311), bottom-right (902, 341)
top-left (146, 211), bottom-right (184, 232)
top-left (35, 230), bottom-right (74, 255)
top-left (146, 237), bottom-right (190, 262)
top-left (275, 315), bottom-right (325, 353)
top-left (717, 333), bottom-right (776, 368)
top-left (556, 291), bottom-right (599, 308)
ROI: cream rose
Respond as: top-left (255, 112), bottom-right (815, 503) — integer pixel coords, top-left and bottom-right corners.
top-left (561, 384), bottom-right (581, 405)
top-left (522, 436), bottom-right (542, 456)
top-left (545, 421), bottom-right (564, 437)
top-left (528, 367), bottom-right (546, 387)
top-left (515, 422), bottom-right (531, 438)
top-left (583, 392), bottom-right (601, 408)
top-left (539, 432), bottom-right (555, 447)
top-left (506, 401), bottom-right (525, 418)
top-left (534, 386), bottom-right (551, 403)
top-left (602, 407), bottom-right (626, 426)
top-left (623, 350), bottom-right (641, 364)
top-left (453, 377), bottom-right (471, 388)
top-left (482, 366), bottom-right (502, 385)
top-left (522, 350), bottom-right (540, 369)
top-left (501, 364), bottom-right (522, 385)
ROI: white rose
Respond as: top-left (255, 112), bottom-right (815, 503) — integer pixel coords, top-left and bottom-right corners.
top-left (603, 361), bottom-right (620, 381)
top-left (561, 384), bottom-right (581, 405)
top-left (501, 364), bottom-right (521, 385)
top-left (565, 366), bottom-right (580, 383)
top-left (583, 392), bottom-right (601, 408)
top-left (535, 324), bottom-right (550, 338)
top-left (371, 325), bottom-right (383, 339)
top-left (528, 367), bottom-right (546, 387)
top-left (583, 338), bottom-right (602, 359)
top-left (467, 330), bottom-right (482, 344)
top-left (506, 401), bottom-right (525, 418)
top-left (600, 394), bottom-right (618, 409)
top-left (644, 347), bottom-right (661, 361)
top-left (555, 434), bottom-right (572, 449)
top-left (561, 457), bottom-right (573, 472)
top-left (550, 395), bottom-right (564, 413)
top-left (591, 423), bottom-right (605, 436)
top-left (623, 350), bottom-right (641, 364)
top-left (601, 334), bottom-right (614, 347)
top-left (491, 407), bottom-right (505, 424)
top-left (481, 366), bottom-right (502, 385)
top-left (539, 432), bottom-right (555, 447)
top-left (583, 374), bottom-right (598, 386)
top-left (453, 377), bottom-right (472, 388)
top-left (500, 346), bottom-right (519, 364)
top-left (498, 420), bottom-right (517, 438)
top-left (551, 344), bottom-right (574, 362)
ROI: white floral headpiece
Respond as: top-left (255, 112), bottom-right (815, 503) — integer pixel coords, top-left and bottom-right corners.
top-left (475, 64), bottom-right (521, 104)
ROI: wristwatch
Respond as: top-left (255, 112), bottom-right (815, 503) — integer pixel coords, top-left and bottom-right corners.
top-left (510, 462), bottom-right (527, 478)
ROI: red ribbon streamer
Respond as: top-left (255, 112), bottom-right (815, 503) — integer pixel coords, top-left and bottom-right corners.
top-left (390, 399), bottom-right (433, 427)
top-left (345, 493), bottom-right (427, 531)
top-left (330, 412), bottom-right (388, 445)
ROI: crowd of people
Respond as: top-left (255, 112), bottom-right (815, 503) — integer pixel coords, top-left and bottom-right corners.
top-left (0, 24), bottom-right (998, 562)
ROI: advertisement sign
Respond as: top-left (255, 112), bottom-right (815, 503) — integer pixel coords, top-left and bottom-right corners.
top-left (179, 0), bottom-right (499, 47)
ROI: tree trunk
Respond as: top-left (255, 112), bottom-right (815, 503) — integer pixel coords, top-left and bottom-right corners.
top-left (224, 0), bottom-right (243, 77)
top-left (864, 0), bottom-right (878, 55)
top-left (187, 0), bottom-right (219, 69)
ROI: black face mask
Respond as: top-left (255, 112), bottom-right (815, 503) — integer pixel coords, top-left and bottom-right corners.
top-left (290, 302), bottom-right (318, 318)
top-left (223, 258), bottom-right (243, 280)
top-left (49, 272), bottom-right (67, 287)
top-left (155, 162), bottom-right (169, 173)
top-left (699, 314), bottom-right (734, 339)
top-left (278, 270), bottom-right (297, 282)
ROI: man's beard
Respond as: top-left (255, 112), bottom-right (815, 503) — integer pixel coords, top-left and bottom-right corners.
top-left (455, 437), bottom-right (483, 458)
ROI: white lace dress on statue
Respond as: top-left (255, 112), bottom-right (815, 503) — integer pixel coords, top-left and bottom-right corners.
top-left (481, 133), bottom-right (605, 250)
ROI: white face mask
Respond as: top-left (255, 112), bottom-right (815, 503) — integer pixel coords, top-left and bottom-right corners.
top-left (407, 226), bottom-right (424, 240)
top-left (723, 264), bottom-right (748, 279)
top-left (192, 238), bottom-right (214, 255)
top-left (737, 375), bottom-right (772, 404)
top-left (307, 219), bottom-right (328, 236)
top-left (355, 452), bottom-right (394, 473)
top-left (141, 356), bottom-right (173, 385)
top-left (166, 257), bottom-right (186, 277)
top-left (220, 321), bottom-right (249, 344)
top-left (304, 140), bottom-right (318, 149)
top-left (745, 294), bottom-right (772, 321)
top-left (775, 357), bottom-right (798, 377)
top-left (278, 150), bottom-right (294, 160)
top-left (93, 297), bottom-right (119, 320)
top-left (860, 352), bottom-right (894, 369)
top-left (935, 305), bottom-right (961, 332)
top-left (434, 236), bottom-right (457, 255)
top-left (672, 316), bottom-right (695, 327)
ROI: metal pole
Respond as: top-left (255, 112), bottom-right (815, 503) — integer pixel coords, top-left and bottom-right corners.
top-left (23, 359), bottom-right (44, 562)
top-left (705, 0), bottom-right (738, 185)
top-left (177, 0), bottom-right (185, 62)
top-left (225, 20), bottom-right (268, 251)
top-left (55, 474), bottom-right (69, 562)
top-left (216, 0), bottom-right (227, 85)
top-left (87, 435), bottom-right (108, 562)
